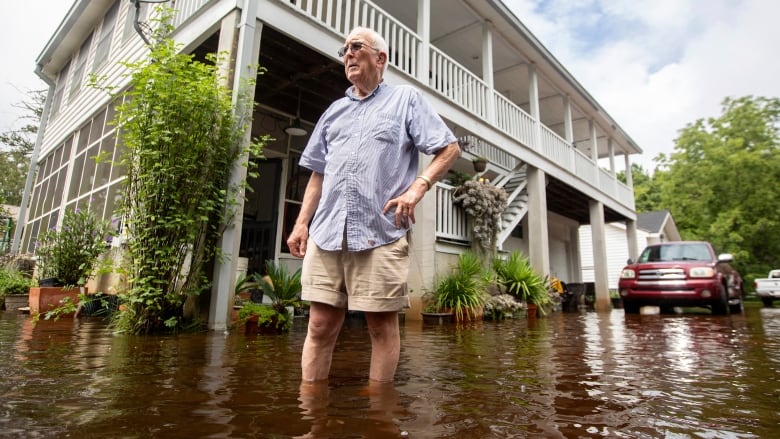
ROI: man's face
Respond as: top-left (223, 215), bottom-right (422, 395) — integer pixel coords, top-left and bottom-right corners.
top-left (341, 32), bottom-right (382, 85)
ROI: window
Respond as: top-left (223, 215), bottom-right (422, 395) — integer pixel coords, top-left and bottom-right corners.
top-left (92, 1), bottom-right (120, 71)
top-left (49, 61), bottom-right (70, 117)
top-left (69, 32), bottom-right (94, 100)
top-left (280, 151), bottom-right (312, 254)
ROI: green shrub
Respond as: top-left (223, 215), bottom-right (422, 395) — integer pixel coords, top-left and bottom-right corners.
top-left (0, 268), bottom-right (32, 297)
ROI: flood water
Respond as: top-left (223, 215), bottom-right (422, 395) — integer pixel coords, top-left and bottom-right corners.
top-left (1, 304), bottom-right (779, 438)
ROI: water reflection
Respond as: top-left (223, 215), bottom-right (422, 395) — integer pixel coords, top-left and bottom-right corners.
top-left (1, 306), bottom-right (779, 437)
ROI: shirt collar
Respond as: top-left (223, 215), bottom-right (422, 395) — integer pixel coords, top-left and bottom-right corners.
top-left (345, 81), bottom-right (386, 101)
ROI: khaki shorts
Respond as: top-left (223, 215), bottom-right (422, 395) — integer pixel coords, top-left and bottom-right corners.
top-left (301, 235), bottom-right (411, 312)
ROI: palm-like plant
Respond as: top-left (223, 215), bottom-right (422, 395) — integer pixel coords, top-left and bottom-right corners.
top-left (260, 259), bottom-right (302, 310)
top-left (432, 251), bottom-right (487, 321)
top-left (493, 251), bottom-right (549, 306)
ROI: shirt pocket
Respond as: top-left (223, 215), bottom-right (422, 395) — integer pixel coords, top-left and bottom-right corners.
top-left (372, 114), bottom-right (402, 144)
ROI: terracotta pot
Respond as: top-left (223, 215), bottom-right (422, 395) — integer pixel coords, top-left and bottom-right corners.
top-left (28, 286), bottom-right (84, 315)
top-left (244, 313), bottom-right (284, 335)
top-left (526, 303), bottom-right (538, 319)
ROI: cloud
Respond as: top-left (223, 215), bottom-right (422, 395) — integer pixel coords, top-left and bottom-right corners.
top-left (506, 0), bottom-right (780, 171)
top-left (0, 1), bottom-right (72, 133)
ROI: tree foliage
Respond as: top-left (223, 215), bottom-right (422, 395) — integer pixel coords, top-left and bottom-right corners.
top-left (107, 13), bottom-right (265, 333)
top-left (0, 89), bottom-right (45, 205)
top-left (652, 96), bottom-right (780, 280)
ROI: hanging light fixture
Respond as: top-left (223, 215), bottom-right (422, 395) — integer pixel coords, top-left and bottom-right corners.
top-left (285, 88), bottom-right (308, 137)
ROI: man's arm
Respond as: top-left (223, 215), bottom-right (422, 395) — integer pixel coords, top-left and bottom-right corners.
top-left (384, 141), bottom-right (461, 228)
top-left (287, 172), bottom-right (324, 258)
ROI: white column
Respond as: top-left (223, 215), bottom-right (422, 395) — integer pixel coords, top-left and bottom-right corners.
top-left (563, 95), bottom-right (575, 171)
top-left (568, 225), bottom-right (582, 282)
top-left (563, 95), bottom-right (573, 142)
top-left (527, 166), bottom-right (550, 276)
top-left (608, 138), bottom-right (615, 174)
top-left (528, 64), bottom-right (539, 120)
top-left (589, 200), bottom-right (610, 311)
top-left (626, 219), bottom-right (639, 262)
top-left (417, 0), bottom-right (430, 84)
top-left (528, 64), bottom-right (541, 153)
top-left (482, 21), bottom-right (495, 123)
top-left (589, 120), bottom-right (599, 186)
top-left (209, 3), bottom-right (263, 331)
top-left (624, 153), bottom-right (633, 187)
top-left (409, 154), bottom-right (437, 319)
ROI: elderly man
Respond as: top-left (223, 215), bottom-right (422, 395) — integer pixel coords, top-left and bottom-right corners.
top-left (287, 26), bottom-right (460, 383)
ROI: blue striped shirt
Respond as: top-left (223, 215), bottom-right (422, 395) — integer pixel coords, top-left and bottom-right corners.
top-left (299, 82), bottom-right (456, 251)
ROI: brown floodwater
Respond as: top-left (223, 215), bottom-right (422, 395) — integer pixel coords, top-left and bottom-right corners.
top-left (1, 304), bottom-right (779, 438)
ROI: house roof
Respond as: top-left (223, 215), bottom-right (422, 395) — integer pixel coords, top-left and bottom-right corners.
top-left (637, 210), bottom-right (681, 241)
top-left (636, 211), bottom-right (669, 233)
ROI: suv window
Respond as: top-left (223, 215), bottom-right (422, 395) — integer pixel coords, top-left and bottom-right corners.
top-left (638, 244), bottom-right (711, 263)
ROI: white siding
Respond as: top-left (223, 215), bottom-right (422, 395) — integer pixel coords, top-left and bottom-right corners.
top-left (579, 223), bottom-right (649, 290)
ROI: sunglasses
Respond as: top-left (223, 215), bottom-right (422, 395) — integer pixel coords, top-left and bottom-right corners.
top-left (337, 41), bottom-right (378, 57)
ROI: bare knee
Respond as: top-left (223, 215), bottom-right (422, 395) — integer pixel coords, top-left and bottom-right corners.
top-left (365, 312), bottom-right (399, 340)
top-left (306, 303), bottom-right (345, 343)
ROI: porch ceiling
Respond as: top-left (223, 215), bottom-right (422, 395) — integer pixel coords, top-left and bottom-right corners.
top-left (546, 177), bottom-right (624, 225)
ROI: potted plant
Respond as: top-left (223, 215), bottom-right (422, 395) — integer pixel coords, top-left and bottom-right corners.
top-left (238, 301), bottom-right (291, 335)
top-left (0, 265), bottom-right (33, 311)
top-left (260, 259), bottom-right (302, 315)
top-left (30, 209), bottom-right (114, 315)
top-left (610, 289), bottom-right (623, 309)
top-left (493, 251), bottom-right (549, 318)
top-left (238, 259), bottom-right (301, 334)
top-left (472, 156), bottom-right (488, 172)
top-left (420, 290), bottom-right (454, 324)
top-left (483, 293), bottom-right (525, 320)
top-left (427, 251), bottom-right (487, 322)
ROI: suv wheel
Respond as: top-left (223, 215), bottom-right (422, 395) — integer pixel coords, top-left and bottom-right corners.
top-left (712, 284), bottom-right (729, 315)
top-left (623, 300), bottom-right (640, 314)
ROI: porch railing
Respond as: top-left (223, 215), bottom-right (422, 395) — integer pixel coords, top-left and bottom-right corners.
top-left (540, 125), bottom-right (573, 171)
top-left (494, 93), bottom-right (535, 149)
top-left (435, 183), bottom-right (469, 243)
top-left (458, 135), bottom-right (519, 171)
top-left (172, 0), bottom-right (211, 27)
top-left (283, 0), bottom-right (421, 77)
top-left (429, 47), bottom-right (489, 120)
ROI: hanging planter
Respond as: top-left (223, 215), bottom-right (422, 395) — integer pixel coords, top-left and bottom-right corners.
top-left (472, 157), bottom-right (488, 172)
top-left (452, 179), bottom-right (508, 251)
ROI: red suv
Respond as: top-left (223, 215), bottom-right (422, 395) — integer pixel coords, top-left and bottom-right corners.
top-left (618, 241), bottom-right (743, 315)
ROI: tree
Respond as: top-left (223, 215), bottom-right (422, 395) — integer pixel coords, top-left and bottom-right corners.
top-left (106, 12), bottom-right (265, 334)
top-left (654, 96), bottom-right (780, 280)
top-left (0, 89), bottom-right (45, 205)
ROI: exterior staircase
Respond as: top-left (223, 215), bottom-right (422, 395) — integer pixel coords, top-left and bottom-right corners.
top-left (494, 164), bottom-right (529, 248)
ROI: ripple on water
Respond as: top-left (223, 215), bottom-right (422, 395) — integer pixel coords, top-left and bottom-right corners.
top-left (1, 306), bottom-right (779, 437)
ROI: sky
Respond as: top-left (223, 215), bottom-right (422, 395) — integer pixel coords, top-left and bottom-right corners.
top-left (2, 1), bottom-right (779, 171)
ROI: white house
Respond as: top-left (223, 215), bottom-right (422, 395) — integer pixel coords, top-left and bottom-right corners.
top-left (579, 210), bottom-right (681, 290)
top-left (15, 0), bottom-right (644, 329)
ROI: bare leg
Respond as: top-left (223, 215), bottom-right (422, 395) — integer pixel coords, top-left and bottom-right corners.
top-left (301, 302), bottom-right (345, 382)
top-left (364, 311), bottom-right (400, 382)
